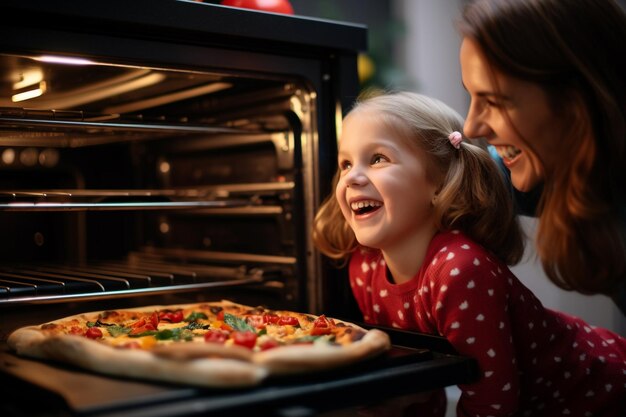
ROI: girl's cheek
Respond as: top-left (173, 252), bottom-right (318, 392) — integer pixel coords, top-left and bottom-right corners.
top-left (334, 185), bottom-right (350, 219)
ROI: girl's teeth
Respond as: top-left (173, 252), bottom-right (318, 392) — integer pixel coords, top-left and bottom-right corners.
top-left (350, 200), bottom-right (382, 211)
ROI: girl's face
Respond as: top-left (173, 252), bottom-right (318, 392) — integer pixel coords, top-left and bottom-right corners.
top-left (460, 37), bottom-right (562, 192)
top-left (335, 109), bottom-right (438, 252)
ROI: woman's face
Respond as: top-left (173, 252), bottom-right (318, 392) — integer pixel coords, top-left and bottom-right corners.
top-left (335, 109), bottom-right (438, 253)
top-left (460, 37), bottom-right (563, 192)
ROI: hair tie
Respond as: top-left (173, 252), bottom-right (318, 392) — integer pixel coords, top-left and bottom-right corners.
top-left (448, 131), bottom-right (463, 149)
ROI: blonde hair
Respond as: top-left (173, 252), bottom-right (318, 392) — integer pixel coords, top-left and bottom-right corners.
top-left (313, 91), bottom-right (524, 265)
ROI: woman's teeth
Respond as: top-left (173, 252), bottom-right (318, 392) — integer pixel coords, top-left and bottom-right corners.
top-left (351, 200), bottom-right (382, 214)
top-left (498, 145), bottom-right (521, 161)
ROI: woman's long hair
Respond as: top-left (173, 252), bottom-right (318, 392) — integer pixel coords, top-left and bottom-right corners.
top-left (459, 0), bottom-right (626, 295)
top-left (312, 91), bottom-right (525, 266)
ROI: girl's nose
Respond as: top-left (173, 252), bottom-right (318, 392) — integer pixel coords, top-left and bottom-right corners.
top-left (343, 165), bottom-right (367, 188)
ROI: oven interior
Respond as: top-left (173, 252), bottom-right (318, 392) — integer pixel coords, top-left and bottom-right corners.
top-left (0, 52), bottom-right (321, 332)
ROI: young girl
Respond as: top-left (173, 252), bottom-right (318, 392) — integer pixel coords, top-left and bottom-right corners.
top-left (312, 91), bottom-right (626, 417)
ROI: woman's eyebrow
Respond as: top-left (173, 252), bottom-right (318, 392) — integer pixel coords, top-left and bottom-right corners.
top-left (462, 81), bottom-right (512, 101)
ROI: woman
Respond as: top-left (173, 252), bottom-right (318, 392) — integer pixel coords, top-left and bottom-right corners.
top-left (458, 0), bottom-right (626, 313)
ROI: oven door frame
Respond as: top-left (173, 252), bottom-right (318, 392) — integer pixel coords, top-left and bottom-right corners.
top-left (0, 0), bottom-right (366, 315)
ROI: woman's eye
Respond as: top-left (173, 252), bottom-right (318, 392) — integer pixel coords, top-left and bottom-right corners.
top-left (484, 97), bottom-right (504, 108)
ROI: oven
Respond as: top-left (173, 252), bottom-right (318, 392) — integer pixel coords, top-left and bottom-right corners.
top-left (0, 1), bottom-right (477, 415)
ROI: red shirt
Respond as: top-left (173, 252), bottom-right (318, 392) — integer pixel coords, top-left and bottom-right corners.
top-left (349, 230), bottom-right (626, 417)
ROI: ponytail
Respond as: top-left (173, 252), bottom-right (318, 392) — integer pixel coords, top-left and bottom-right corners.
top-left (434, 142), bottom-right (525, 265)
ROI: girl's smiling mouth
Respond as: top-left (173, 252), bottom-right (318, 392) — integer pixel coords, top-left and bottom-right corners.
top-left (350, 199), bottom-right (383, 216)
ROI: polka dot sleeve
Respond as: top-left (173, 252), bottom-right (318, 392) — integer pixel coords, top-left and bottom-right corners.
top-left (427, 244), bottom-right (520, 416)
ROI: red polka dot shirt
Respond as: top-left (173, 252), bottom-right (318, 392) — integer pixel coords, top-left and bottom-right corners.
top-left (349, 230), bottom-right (626, 417)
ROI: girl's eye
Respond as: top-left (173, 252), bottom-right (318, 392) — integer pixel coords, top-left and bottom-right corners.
top-left (371, 154), bottom-right (387, 165)
top-left (339, 160), bottom-right (352, 171)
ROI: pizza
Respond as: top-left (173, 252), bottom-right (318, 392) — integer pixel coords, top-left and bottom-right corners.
top-left (7, 300), bottom-right (390, 388)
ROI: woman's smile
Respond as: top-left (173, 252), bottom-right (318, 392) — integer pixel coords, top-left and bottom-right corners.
top-left (494, 145), bottom-right (522, 167)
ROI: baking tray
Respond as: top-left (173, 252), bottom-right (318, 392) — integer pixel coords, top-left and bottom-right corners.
top-left (0, 339), bottom-right (477, 417)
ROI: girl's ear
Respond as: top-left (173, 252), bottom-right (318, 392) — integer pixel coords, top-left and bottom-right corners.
top-left (431, 191), bottom-right (439, 206)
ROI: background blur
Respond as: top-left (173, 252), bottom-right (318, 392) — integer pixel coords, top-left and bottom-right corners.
top-left (287, 0), bottom-right (626, 338)
top-left (287, 2), bottom-right (626, 414)
top-left (214, 1), bottom-right (625, 414)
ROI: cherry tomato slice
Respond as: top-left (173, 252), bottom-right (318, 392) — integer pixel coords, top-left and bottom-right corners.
top-left (260, 339), bottom-right (280, 350)
top-left (232, 331), bottom-right (257, 349)
top-left (159, 310), bottom-right (184, 323)
top-left (204, 330), bottom-right (228, 344)
top-left (263, 313), bottom-right (280, 324)
top-left (85, 327), bottom-right (103, 339)
top-left (131, 318), bottom-right (146, 328)
top-left (149, 312), bottom-right (160, 329)
top-left (312, 314), bottom-right (334, 329)
top-left (278, 316), bottom-right (299, 326)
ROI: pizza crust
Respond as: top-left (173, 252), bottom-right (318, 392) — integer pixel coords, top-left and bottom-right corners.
top-left (9, 328), bottom-right (266, 388)
top-left (253, 329), bottom-right (391, 374)
top-left (7, 301), bottom-right (391, 388)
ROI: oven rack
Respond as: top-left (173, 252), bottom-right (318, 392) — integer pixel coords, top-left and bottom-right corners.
top-left (0, 110), bottom-right (294, 149)
top-left (0, 182), bottom-right (294, 212)
top-left (0, 249), bottom-right (294, 304)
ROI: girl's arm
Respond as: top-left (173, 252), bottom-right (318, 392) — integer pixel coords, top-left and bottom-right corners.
top-left (427, 243), bottom-right (520, 416)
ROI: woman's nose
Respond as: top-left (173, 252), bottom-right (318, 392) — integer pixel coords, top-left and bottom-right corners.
top-left (464, 101), bottom-right (490, 140)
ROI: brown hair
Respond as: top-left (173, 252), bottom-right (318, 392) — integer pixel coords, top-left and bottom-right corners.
top-left (459, 0), bottom-right (626, 295)
top-left (312, 91), bottom-right (525, 265)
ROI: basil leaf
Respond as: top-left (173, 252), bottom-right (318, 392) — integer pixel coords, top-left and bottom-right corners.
top-left (224, 313), bottom-right (255, 332)
top-left (180, 329), bottom-right (195, 341)
top-left (106, 325), bottom-right (131, 337)
top-left (154, 329), bottom-right (175, 340)
top-left (153, 328), bottom-right (195, 341)
top-left (185, 312), bottom-right (208, 322)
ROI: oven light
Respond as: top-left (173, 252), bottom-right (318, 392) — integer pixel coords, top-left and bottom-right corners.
top-left (36, 55), bottom-right (95, 65)
top-left (159, 222), bottom-right (170, 234)
top-left (1, 148), bottom-right (15, 165)
top-left (13, 68), bottom-right (44, 90)
top-left (11, 81), bottom-right (47, 102)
